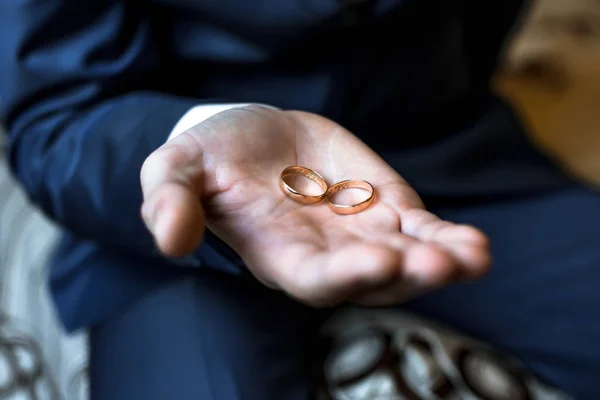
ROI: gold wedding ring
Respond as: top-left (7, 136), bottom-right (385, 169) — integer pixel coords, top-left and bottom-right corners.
top-left (279, 166), bottom-right (329, 204)
top-left (326, 180), bottom-right (375, 215)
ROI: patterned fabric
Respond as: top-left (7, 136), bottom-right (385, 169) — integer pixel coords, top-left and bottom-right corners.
top-left (318, 309), bottom-right (573, 400)
top-left (0, 130), bottom-right (89, 400)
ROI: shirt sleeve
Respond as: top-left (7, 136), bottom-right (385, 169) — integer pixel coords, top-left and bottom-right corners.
top-left (167, 103), bottom-right (279, 141)
top-left (0, 0), bottom-right (257, 271)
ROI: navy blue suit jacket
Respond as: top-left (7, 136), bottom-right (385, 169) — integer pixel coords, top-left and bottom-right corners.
top-left (0, 0), bottom-right (567, 331)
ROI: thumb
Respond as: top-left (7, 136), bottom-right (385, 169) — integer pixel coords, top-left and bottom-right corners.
top-left (140, 133), bottom-right (206, 257)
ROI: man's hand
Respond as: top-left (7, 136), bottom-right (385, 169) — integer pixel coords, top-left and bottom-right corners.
top-left (140, 106), bottom-right (491, 306)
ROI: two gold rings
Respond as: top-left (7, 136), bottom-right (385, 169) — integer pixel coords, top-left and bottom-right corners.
top-left (279, 165), bottom-right (375, 215)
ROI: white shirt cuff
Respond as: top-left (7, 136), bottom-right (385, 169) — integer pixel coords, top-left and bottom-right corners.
top-left (167, 103), bottom-right (279, 142)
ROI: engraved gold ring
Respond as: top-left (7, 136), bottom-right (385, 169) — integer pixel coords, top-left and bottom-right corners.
top-left (326, 180), bottom-right (375, 215)
top-left (279, 166), bottom-right (329, 204)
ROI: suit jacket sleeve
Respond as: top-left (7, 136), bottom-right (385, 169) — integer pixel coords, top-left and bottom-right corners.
top-left (0, 0), bottom-right (243, 272)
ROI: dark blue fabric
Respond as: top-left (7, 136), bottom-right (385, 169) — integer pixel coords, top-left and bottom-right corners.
top-left (89, 270), bottom-right (329, 400)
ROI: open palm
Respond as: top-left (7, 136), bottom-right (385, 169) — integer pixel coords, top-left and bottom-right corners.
top-left (141, 106), bottom-right (491, 306)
